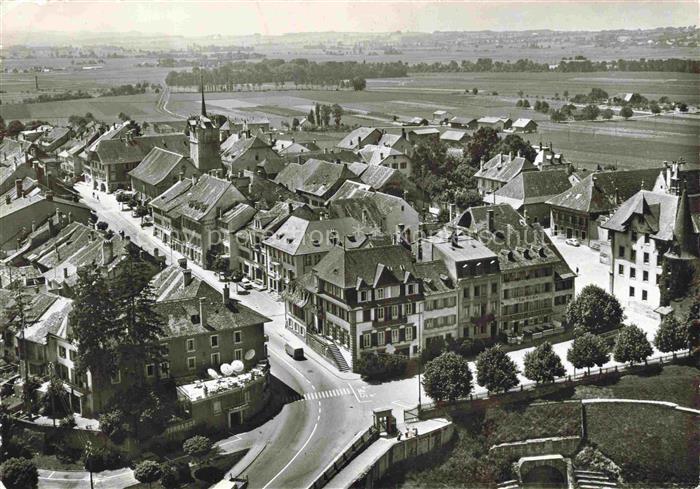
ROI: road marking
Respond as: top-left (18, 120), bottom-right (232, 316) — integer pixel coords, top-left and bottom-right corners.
top-left (347, 382), bottom-right (372, 403)
top-left (218, 433), bottom-right (245, 448)
top-left (392, 400), bottom-right (414, 409)
top-left (270, 350), bottom-right (313, 386)
top-left (261, 407), bottom-right (319, 489)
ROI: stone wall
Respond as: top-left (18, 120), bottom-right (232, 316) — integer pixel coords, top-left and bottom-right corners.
top-left (490, 435), bottom-right (582, 459)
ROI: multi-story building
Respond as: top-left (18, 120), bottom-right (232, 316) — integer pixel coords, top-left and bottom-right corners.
top-left (475, 152), bottom-right (537, 197)
top-left (262, 216), bottom-right (365, 292)
top-left (149, 174), bottom-right (246, 266)
top-left (284, 245), bottom-right (422, 371)
top-left (603, 165), bottom-right (699, 314)
top-left (547, 168), bottom-right (662, 245)
top-left (414, 260), bottom-right (459, 348)
top-left (274, 158), bottom-right (357, 207)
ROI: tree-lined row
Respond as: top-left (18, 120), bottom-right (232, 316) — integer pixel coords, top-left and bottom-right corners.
top-left (409, 57), bottom-right (699, 74)
top-left (164, 59), bottom-right (407, 88)
top-left (422, 285), bottom-right (695, 402)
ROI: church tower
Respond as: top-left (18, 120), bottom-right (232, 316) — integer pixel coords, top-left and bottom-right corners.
top-left (188, 76), bottom-right (222, 172)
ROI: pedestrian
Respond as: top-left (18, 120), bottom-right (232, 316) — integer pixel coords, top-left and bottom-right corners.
top-left (405, 429), bottom-right (410, 439)
top-left (413, 427), bottom-right (418, 437)
top-left (396, 432), bottom-right (402, 441)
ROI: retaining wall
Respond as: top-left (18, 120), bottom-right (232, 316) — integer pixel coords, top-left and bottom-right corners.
top-left (348, 421), bottom-right (453, 489)
top-left (490, 435), bottom-right (582, 459)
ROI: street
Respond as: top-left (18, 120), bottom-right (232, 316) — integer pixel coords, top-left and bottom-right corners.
top-left (38, 183), bottom-right (662, 489)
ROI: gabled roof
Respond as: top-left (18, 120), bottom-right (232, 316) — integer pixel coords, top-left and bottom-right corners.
top-left (94, 133), bottom-right (187, 165)
top-left (478, 116), bottom-right (506, 124)
top-left (440, 130), bottom-right (469, 142)
top-left (328, 198), bottom-right (385, 232)
top-left (602, 190), bottom-right (681, 243)
top-left (129, 147), bottom-right (190, 186)
top-left (475, 154), bottom-right (537, 183)
top-left (150, 175), bottom-right (245, 222)
top-left (257, 157), bottom-right (286, 176)
top-left (347, 162), bottom-right (369, 177)
top-left (274, 159), bottom-right (353, 198)
top-left (360, 165), bottom-right (402, 190)
top-left (494, 170), bottom-right (572, 205)
top-left (547, 168), bottom-right (662, 214)
top-left (242, 176), bottom-right (298, 207)
top-left (512, 118), bottom-right (537, 128)
top-left (220, 135), bottom-right (272, 160)
top-left (263, 216), bottom-right (364, 255)
top-left (275, 140), bottom-right (321, 155)
top-left (414, 260), bottom-right (455, 295)
top-left (218, 203), bottom-right (257, 232)
top-left (337, 127), bottom-right (380, 150)
top-left (450, 116), bottom-right (477, 125)
top-left (312, 244), bottom-right (415, 289)
top-left (152, 266), bottom-right (270, 337)
top-left (253, 200), bottom-right (313, 231)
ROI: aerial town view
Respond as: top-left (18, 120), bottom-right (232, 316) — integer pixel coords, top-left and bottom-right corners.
top-left (0, 1), bottom-right (698, 488)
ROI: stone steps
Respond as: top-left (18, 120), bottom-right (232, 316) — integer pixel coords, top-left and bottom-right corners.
top-left (327, 343), bottom-right (350, 372)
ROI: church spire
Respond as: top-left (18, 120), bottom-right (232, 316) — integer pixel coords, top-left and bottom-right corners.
top-left (200, 73), bottom-right (207, 117)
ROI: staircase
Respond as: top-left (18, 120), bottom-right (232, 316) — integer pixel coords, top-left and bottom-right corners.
top-left (575, 469), bottom-right (618, 489)
top-left (327, 343), bottom-right (350, 372)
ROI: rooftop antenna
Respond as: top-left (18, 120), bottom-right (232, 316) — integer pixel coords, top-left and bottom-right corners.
top-left (200, 73), bottom-right (207, 117)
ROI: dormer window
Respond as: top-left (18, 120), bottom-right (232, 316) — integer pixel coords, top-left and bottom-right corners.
top-left (406, 283), bottom-right (417, 295)
top-left (359, 290), bottom-right (368, 302)
top-left (376, 288), bottom-right (385, 300)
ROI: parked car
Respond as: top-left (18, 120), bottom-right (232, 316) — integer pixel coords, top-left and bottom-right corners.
top-left (285, 343), bottom-right (304, 360)
top-left (140, 215), bottom-right (153, 228)
top-left (565, 238), bottom-right (580, 247)
top-left (240, 278), bottom-right (253, 290)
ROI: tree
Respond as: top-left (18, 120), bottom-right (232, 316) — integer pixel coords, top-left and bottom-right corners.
top-left (649, 102), bottom-right (661, 114)
top-left (42, 376), bottom-right (70, 418)
top-left (422, 351), bottom-right (473, 402)
top-left (472, 87), bottom-right (478, 95)
top-left (134, 460), bottom-right (163, 488)
top-left (619, 106), bottom-right (633, 119)
top-left (494, 134), bottom-right (537, 162)
top-left (117, 112), bottom-right (131, 122)
top-left (314, 103), bottom-right (321, 125)
top-left (475, 345), bottom-right (519, 393)
top-left (291, 118), bottom-right (300, 131)
top-left (6, 120), bottom-right (25, 137)
top-left (523, 342), bottom-right (565, 383)
top-left (677, 102), bottom-right (688, 112)
top-left (563, 90), bottom-right (569, 99)
top-left (522, 99), bottom-right (531, 108)
top-left (567, 333), bottom-right (609, 374)
top-left (613, 324), bottom-right (653, 365)
top-left (565, 285), bottom-right (624, 334)
top-left (654, 314), bottom-right (689, 353)
top-left (351, 77), bottom-right (366, 91)
top-left (96, 221), bottom-right (109, 232)
top-left (320, 104), bottom-right (332, 126)
top-left (601, 108), bottom-right (614, 119)
top-left (183, 435), bottom-right (215, 466)
top-left (0, 458), bottom-right (38, 489)
top-left (516, 99), bottom-right (523, 108)
top-left (307, 109), bottom-right (316, 125)
top-left (355, 353), bottom-right (407, 380)
top-left (69, 267), bottom-right (120, 381)
top-left (550, 110), bottom-right (566, 123)
top-left (99, 408), bottom-right (128, 443)
top-left (465, 127), bottom-right (499, 167)
top-left (331, 104), bottom-right (343, 127)
top-left (589, 87), bottom-right (609, 101)
top-left (581, 104), bottom-right (600, 120)
top-left (21, 376), bottom-right (41, 414)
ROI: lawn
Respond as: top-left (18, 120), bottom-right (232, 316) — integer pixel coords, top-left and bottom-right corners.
top-left (585, 403), bottom-right (699, 484)
top-left (483, 401), bottom-right (582, 445)
top-left (572, 363), bottom-right (700, 408)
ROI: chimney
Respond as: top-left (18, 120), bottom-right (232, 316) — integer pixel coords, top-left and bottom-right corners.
top-left (4, 195), bottom-right (10, 205)
top-left (323, 147), bottom-right (328, 154)
top-left (48, 216), bottom-right (55, 236)
top-left (288, 202), bottom-right (293, 214)
top-left (67, 212), bottom-right (72, 223)
top-left (102, 240), bottom-right (114, 264)
top-left (291, 137), bottom-right (295, 144)
top-left (222, 283), bottom-right (231, 306)
top-left (480, 156), bottom-right (485, 171)
top-left (183, 268), bottom-right (192, 286)
top-left (517, 149), bottom-right (521, 158)
top-left (487, 208), bottom-right (495, 232)
top-left (508, 151), bottom-right (513, 161)
top-left (199, 297), bottom-right (207, 328)
top-left (15, 179), bottom-right (22, 199)
top-left (31, 220), bottom-right (36, 233)
top-left (401, 128), bottom-right (406, 139)
top-left (357, 136), bottom-right (361, 148)
top-left (178, 257), bottom-right (188, 269)
top-left (63, 268), bottom-right (68, 279)
top-left (46, 191), bottom-right (54, 201)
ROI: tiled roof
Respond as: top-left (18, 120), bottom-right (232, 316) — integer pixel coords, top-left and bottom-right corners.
top-left (475, 154), bottom-right (537, 183)
top-left (328, 180), bottom-right (410, 216)
top-left (328, 198), bottom-right (385, 233)
top-left (219, 203), bottom-right (257, 231)
top-left (221, 135), bottom-right (272, 160)
top-left (337, 127), bottom-right (380, 150)
top-left (547, 168), bottom-right (662, 213)
top-left (347, 162), bottom-right (368, 177)
top-left (494, 170), bottom-right (572, 205)
top-left (151, 175), bottom-right (244, 222)
top-left (263, 216), bottom-right (364, 255)
top-left (312, 244), bottom-right (415, 289)
top-left (257, 157), bottom-right (286, 176)
top-left (602, 190), bottom-right (680, 242)
top-left (22, 295), bottom-right (71, 344)
top-left (274, 159), bottom-right (352, 198)
top-left (94, 133), bottom-right (187, 165)
top-left (129, 147), bottom-right (190, 186)
top-left (413, 260), bottom-right (455, 295)
top-left (359, 166), bottom-right (398, 189)
top-left (450, 116), bottom-right (477, 125)
top-left (242, 177), bottom-right (298, 207)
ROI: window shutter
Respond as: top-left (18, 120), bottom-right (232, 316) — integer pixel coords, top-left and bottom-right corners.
top-left (399, 327), bottom-right (405, 342)
top-left (371, 332), bottom-right (377, 346)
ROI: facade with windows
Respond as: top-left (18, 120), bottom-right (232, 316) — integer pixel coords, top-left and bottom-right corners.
top-left (283, 245), bottom-right (423, 371)
top-left (414, 261), bottom-right (459, 348)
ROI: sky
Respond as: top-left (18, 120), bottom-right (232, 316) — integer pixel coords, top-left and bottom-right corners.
top-left (1, 0), bottom-right (697, 42)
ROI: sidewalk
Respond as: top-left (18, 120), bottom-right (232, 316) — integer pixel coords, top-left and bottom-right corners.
top-left (38, 467), bottom-right (136, 489)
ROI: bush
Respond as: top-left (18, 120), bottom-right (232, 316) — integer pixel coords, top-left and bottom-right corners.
top-left (134, 460), bottom-right (162, 486)
top-left (355, 353), bottom-right (407, 380)
top-left (59, 415), bottom-right (76, 429)
top-left (0, 458), bottom-right (38, 489)
top-left (99, 408), bottom-right (128, 443)
top-left (620, 106), bottom-right (634, 119)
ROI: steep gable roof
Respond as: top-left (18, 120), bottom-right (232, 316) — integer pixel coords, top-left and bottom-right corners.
top-left (94, 133), bottom-right (187, 165)
top-left (495, 169), bottom-right (572, 205)
top-left (263, 216), bottom-right (364, 255)
top-left (602, 190), bottom-right (680, 243)
top-left (129, 147), bottom-right (191, 186)
top-left (274, 159), bottom-right (353, 198)
top-left (476, 154), bottom-right (537, 183)
top-left (547, 168), bottom-right (662, 213)
top-left (337, 127), bottom-right (381, 150)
